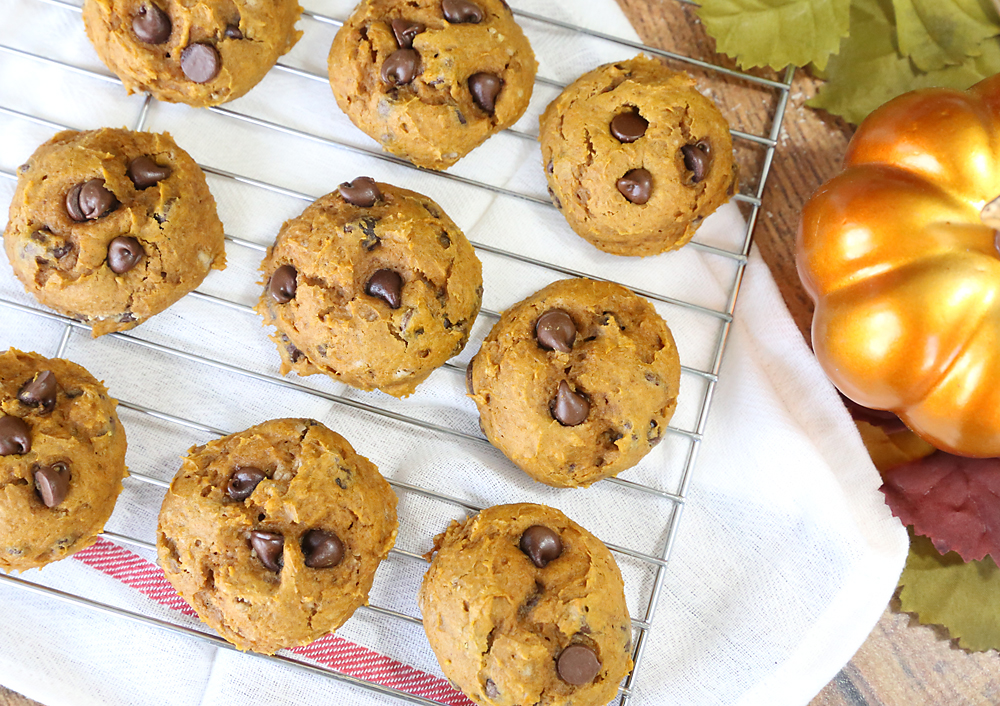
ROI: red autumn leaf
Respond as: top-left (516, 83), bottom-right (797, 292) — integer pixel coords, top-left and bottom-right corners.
top-left (881, 452), bottom-right (1000, 562)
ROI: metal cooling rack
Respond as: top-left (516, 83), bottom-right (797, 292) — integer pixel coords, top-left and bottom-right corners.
top-left (0, 1), bottom-right (795, 703)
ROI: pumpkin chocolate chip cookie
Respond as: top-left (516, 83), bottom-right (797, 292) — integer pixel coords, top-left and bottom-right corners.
top-left (419, 503), bottom-right (633, 706)
top-left (82, 0), bottom-right (302, 107)
top-left (255, 178), bottom-right (483, 397)
top-left (467, 278), bottom-right (680, 487)
top-left (539, 55), bottom-right (738, 256)
top-left (0, 349), bottom-right (128, 573)
top-left (4, 128), bottom-right (226, 336)
top-left (156, 418), bottom-right (398, 654)
top-left (328, 0), bottom-right (537, 170)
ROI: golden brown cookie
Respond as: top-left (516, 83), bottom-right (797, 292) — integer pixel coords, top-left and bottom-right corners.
top-left (0, 349), bottom-right (128, 573)
top-left (4, 128), bottom-right (227, 336)
top-left (538, 56), bottom-right (738, 256)
top-left (82, 0), bottom-right (302, 107)
top-left (156, 418), bottom-right (398, 654)
top-left (328, 0), bottom-right (537, 170)
top-left (255, 178), bottom-right (483, 397)
top-left (419, 503), bottom-right (633, 706)
top-left (468, 278), bottom-right (680, 487)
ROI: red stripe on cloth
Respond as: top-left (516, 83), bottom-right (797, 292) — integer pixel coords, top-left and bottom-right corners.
top-left (72, 539), bottom-right (473, 706)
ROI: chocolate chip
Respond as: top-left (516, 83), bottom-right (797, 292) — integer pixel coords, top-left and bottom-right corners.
top-left (366, 269), bottom-right (403, 309)
top-left (485, 679), bottom-right (499, 698)
top-left (34, 462), bottom-right (69, 508)
top-left (648, 419), bottom-right (662, 446)
top-left (133, 3), bottom-right (171, 44)
top-left (519, 525), bottom-right (562, 568)
top-left (465, 358), bottom-right (475, 395)
top-left (249, 530), bottom-right (284, 571)
top-left (610, 111), bottom-right (648, 143)
top-left (18, 371), bottom-right (57, 414)
top-left (66, 179), bottom-right (118, 221)
top-left (469, 73), bottom-right (502, 114)
top-left (362, 233), bottom-right (381, 251)
top-left (535, 309), bottom-right (576, 353)
top-left (381, 49), bottom-right (420, 86)
top-left (681, 143), bottom-right (710, 183)
top-left (0, 416), bottom-right (31, 455)
top-left (550, 381), bottom-right (589, 426)
top-left (339, 177), bottom-right (382, 207)
top-left (269, 264), bottom-right (298, 303)
top-left (617, 168), bottom-right (652, 205)
top-left (557, 644), bottom-right (601, 685)
top-left (391, 18), bottom-right (425, 48)
top-left (107, 236), bottom-right (144, 274)
top-left (127, 156), bottom-right (172, 189)
top-left (181, 43), bottom-right (220, 83)
top-left (224, 24), bottom-right (243, 39)
top-left (442, 0), bottom-right (484, 23)
top-left (227, 467), bottom-right (265, 500)
top-left (439, 231), bottom-right (451, 248)
top-left (302, 529), bottom-right (344, 568)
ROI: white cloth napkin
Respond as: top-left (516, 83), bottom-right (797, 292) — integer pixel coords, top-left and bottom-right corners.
top-left (0, 1), bottom-right (908, 705)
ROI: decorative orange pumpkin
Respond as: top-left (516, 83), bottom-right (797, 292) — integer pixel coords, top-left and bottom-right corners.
top-left (798, 73), bottom-right (1000, 457)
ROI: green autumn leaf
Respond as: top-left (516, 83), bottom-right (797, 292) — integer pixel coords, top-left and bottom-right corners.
top-left (899, 532), bottom-right (1000, 651)
top-left (893, 0), bottom-right (1000, 72)
top-left (695, 0), bottom-right (851, 70)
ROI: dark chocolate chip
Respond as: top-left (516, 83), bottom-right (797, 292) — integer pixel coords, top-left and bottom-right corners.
top-left (366, 269), bottom-right (403, 309)
top-left (442, 0), bottom-right (484, 23)
top-left (557, 644), bottom-right (601, 685)
top-left (269, 264), bottom-right (298, 303)
top-left (224, 24), bottom-right (243, 39)
top-left (249, 530), bottom-right (284, 571)
top-left (550, 381), bottom-right (589, 426)
top-left (616, 168), bottom-right (652, 205)
top-left (610, 111), bottom-right (648, 143)
top-left (469, 73), bottom-right (502, 114)
top-left (119, 312), bottom-right (136, 323)
top-left (133, 3), bottom-right (171, 44)
top-left (127, 156), bottom-right (172, 189)
top-left (455, 109), bottom-right (467, 125)
top-left (681, 143), bottom-right (709, 184)
top-left (391, 18), bottom-right (425, 48)
top-left (381, 49), bottom-right (420, 86)
top-left (648, 419), bottom-right (662, 446)
top-left (227, 467), bottom-right (266, 500)
top-left (485, 679), bottom-right (499, 698)
top-left (339, 177), bottom-right (382, 207)
top-left (107, 236), bottom-right (144, 274)
top-left (439, 231), bottom-right (451, 248)
top-left (18, 371), bottom-right (57, 414)
top-left (362, 233), bottom-right (381, 251)
top-left (535, 309), bottom-right (576, 353)
top-left (181, 43), bottom-right (221, 83)
top-left (519, 525), bottom-right (562, 568)
top-left (465, 358), bottom-right (475, 395)
top-left (34, 462), bottom-right (69, 508)
top-left (302, 529), bottom-right (344, 568)
top-left (0, 416), bottom-right (31, 455)
top-left (18, 163), bottom-right (30, 174)
top-left (66, 179), bottom-right (118, 221)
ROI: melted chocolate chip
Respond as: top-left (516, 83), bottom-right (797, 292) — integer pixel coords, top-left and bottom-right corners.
top-left (107, 236), bottom-right (144, 274)
top-left (381, 49), bottom-right (420, 86)
top-left (224, 24), bottom-right (243, 39)
top-left (442, 0), bottom-right (484, 23)
top-left (66, 179), bottom-right (118, 221)
top-left (18, 371), bottom-right (57, 414)
top-left (550, 381), bottom-right (589, 426)
top-left (302, 529), bottom-right (344, 568)
top-left (616, 168), bottom-right (652, 205)
top-left (339, 177), bottom-right (382, 207)
top-left (133, 3), bottom-right (171, 44)
top-left (127, 156), bottom-right (172, 189)
top-left (485, 679), bottom-right (499, 698)
top-left (469, 73), bottom-right (502, 114)
top-left (465, 358), bottom-right (475, 395)
top-left (181, 43), bottom-right (221, 83)
top-left (391, 18), bottom-right (425, 48)
top-left (249, 530), bottom-right (284, 571)
top-left (681, 143), bottom-right (710, 183)
top-left (519, 525), bottom-right (563, 568)
top-left (557, 644), bottom-right (601, 685)
top-left (34, 462), bottom-right (70, 508)
top-left (610, 111), bottom-right (648, 143)
top-left (366, 269), bottom-right (403, 309)
top-left (535, 309), bottom-right (576, 353)
top-left (227, 467), bottom-right (266, 500)
top-left (0, 416), bottom-right (31, 456)
top-left (269, 264), bottom-right (298, 303)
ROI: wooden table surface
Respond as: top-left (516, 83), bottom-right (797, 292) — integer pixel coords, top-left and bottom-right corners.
top-left (3, 1), bottom-right (1000, 705)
